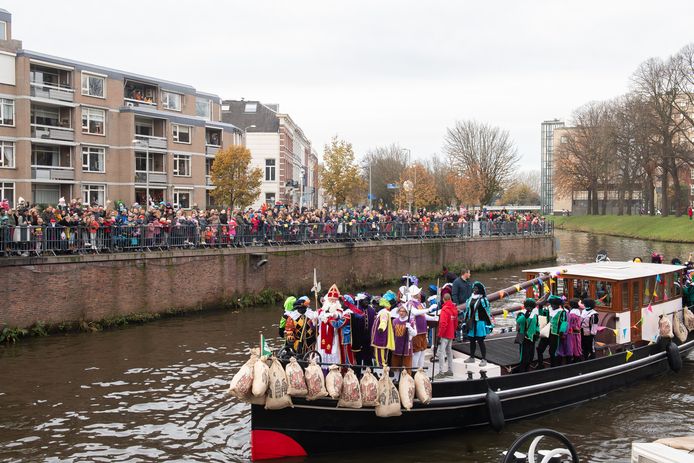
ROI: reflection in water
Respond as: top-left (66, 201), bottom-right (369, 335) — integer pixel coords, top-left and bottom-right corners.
top-left (0, 230), bottom-right (693, 462)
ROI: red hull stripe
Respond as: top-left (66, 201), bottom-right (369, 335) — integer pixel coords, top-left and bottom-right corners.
top-left (251, 430), bottom-right (308, 461)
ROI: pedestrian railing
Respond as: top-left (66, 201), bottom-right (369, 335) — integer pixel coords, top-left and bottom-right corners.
top-left (0, 220), bottom-right (553, 257)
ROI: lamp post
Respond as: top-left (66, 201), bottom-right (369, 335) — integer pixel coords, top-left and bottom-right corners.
top-left (132, 139), bottom-right (149, 205)
top-left (242, 125), bottom-right (256, 146)
top-left (401, 148), bottom-right (412, 213)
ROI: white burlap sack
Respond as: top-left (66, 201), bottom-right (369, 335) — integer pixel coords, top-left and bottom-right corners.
top-left (305, 359), bottom-right (328, 401)
top-left (375, 366), bottom-right (401, 417)
top-left (673, 311), bottom-right (688, 343)
top-left (325, 364), bottom-right (343, 399)
top-left (285, 357), bottom-right (308, 397)
top-left (359, 368), bottom-right (379, 407)
top-left (398, 369), bottom-right (415, 411)
top-left (228, 353), bottom-right (257, 399)
top-left (252, 356), bottom-right (270, 397)
top-left (414, 368), bottom-right (432, 405)
top-left (265, 357), bottom-right (293, 410)
top-left (338, 368), bottom-right (362, 408)
top-left (659, 316), bottom-right (674, 339)
top-left (684, 308), bottom-right (694, 331)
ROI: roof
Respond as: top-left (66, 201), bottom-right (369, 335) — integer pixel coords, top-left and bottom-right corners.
top-left (221, 100), bottom-right (280, 133)
top-left (523, 261), bottom-right (685, 281)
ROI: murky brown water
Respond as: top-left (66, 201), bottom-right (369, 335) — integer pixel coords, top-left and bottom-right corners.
top-left (1, 230), bottom-right (693, 462)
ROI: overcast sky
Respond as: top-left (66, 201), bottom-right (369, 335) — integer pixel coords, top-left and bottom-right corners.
top-left (7, 0), bottom-right (694, 170)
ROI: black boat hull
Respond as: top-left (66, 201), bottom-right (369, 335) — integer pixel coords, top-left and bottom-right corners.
top-left (250, 336), bottom-right (694, 460)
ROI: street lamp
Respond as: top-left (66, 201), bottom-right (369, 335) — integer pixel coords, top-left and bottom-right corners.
top-left (243, 124), bottom-right (256, 133)
top-left (132, 139), bottom-right (149, 206)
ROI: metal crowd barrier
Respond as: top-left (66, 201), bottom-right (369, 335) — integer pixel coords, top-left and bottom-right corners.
top-left (0, 220), bottom-right (552, 256)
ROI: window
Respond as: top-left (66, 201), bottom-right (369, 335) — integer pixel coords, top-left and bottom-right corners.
top-left (82, 107), bottom-right (105, 135)
top-left (244, 102), bottom-right (257, 113)
top-left (205, 158), bottom-right (213, 176)
top-left (135, 119), bottom-right (154, 137)
top-left (81, 73), bottom-right (105, 98)
top-left (265, 158), bottom-right (276, 181)
top-left (31, 106), bottom-right (59, 126)
top-left (0, 182), bottom-right (13, 207)
top-left (135, 152), bottom-right (165, 172)
top-left (162, 91), bottom-right (182, 111)
top-left (0, 98), bottom-right (14, 126)
top-left (265, 192), bottom-right (276, 205)
top-left (81, 184), bottom-right (105, 206)
top-left (691, 184), bottom-right (694, 196)
top-left (172, 124), bottom-right (191, 143)
top-left (0, 141), bottom-right (14, 168)
top-left (32, 145), bottom-right (72, 167)
top-left (173, 154), bottom-right (191, 176)
top-left (82, 146), bottom-right (105, 173)
top-left (222, 104), bottom-right (230, 111)
top-left (196, 98), bottom-right (211, 120)
top-left (0, 21), bottom-right (6, 40)
top-left (173, 189), bottom-right (191, 209)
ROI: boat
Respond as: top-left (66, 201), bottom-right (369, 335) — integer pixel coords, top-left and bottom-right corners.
top-left (246, 261), bottom-right (694, 461)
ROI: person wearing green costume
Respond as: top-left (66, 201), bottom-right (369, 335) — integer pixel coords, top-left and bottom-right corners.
top-left (512, 298), bottom-right (539, 373)
top-left (536, 295), bottom-right (567, 368)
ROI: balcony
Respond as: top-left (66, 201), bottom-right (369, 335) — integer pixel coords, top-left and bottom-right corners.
top-left (31, 125), bottom-right (75, 142)
top-left (124, 79), bottom-right (158, 107)
top-left (206, 175), bottom-right (213, 186)
top-left (205, 144), bottom-right (221, 156)
top-left (32, 167), bottom-right (75, 181)
top-left (30, 83), bottom-right (75, 103)
top-left (135, 171), bottom-right (167, 184)
top-left (134, 134), bottom-right (167, 150)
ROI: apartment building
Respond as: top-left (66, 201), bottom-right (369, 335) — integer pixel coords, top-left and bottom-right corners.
top-left (0, 9), bottom-right (242, 209)
top-left (540, 119), bottom-right (564, 214)
top-left (221, 100), bottom-right (319, 209)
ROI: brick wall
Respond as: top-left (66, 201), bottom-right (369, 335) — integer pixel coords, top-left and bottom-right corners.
top-left (0, 236), bottom-right (554, 327)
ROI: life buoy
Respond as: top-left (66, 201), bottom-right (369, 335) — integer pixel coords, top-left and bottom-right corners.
top-left (665, 341), bottom-right (682, 372)
top-left (486, 389), bottom-right (505, 432)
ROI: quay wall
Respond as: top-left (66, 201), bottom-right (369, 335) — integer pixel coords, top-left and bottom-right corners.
top-left (0, 236), bottom-right (555, 328)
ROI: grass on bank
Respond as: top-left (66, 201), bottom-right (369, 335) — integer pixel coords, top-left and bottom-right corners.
top-left (550, 215), bottom-right (694, 243)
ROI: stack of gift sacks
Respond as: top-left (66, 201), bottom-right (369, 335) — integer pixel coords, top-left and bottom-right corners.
top-left (227, 350), bottom-right (432, 417)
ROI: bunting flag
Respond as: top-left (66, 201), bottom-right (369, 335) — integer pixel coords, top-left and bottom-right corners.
top-left (499, 290), bottom-right (505, 298)
top-left (514, 284), bottom-right (522, 293)
top-left (260, 333), bottom-right (272, 357)
top-left (647, 304), bottom-right (653, 313)
top-left (502, 309), bottom-right (509, 319)
top-left (543, 283), bottom-right (551, 294)
top-left (653, 290), bottom-right (658, 297)
top-left (656, 274), bottom-right (661, 283)
top-left (612, 329), bottom-right (619, 336)
top-left (625, 351), bottom-right (633, 362)
top-left (623, 328), bottom-right (628, 337)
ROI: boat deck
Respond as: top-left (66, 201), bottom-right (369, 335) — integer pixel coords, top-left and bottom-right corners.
top-left (453, 332), bottom-right (520, 368)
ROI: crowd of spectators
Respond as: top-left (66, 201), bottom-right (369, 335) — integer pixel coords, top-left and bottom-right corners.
top-left (0, 197), bottom-right (550, 256)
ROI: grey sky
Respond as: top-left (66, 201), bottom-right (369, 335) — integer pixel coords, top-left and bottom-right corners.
top-left (8, 0), bottom-right (694, 170)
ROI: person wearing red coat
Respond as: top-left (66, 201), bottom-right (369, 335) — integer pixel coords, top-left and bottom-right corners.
top-left (435, 293), bottom-right (458, 378)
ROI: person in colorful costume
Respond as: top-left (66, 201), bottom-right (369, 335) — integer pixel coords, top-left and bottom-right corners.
top-left (279, 296), bottom-right (297, 337)
top-left (463, 281), bottom-right (492, 367)
top-left (406, 284), bottom-right (433, 370)
top-left (351, 293), bottom-right (375, 367)
top-left (580, 298), bottom-right (599, 360)
top-left (337, 294), bottom-right (364, 365)
top-left (512, 298), bottom-right (539, 373)
top-left (391, 304), bottom-right (417, 379)
top-left (560, 298), bottom-right (583, 363)
top-left (536, 295), bottom-right (567, 368)
top-left (371, 293), bottom-right (396, 368)
top-left (284, 296), bottom-right (316, 354)
top-left (317, 284), bottom-right (344, 366)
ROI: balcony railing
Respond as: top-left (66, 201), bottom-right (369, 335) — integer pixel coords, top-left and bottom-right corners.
top-left (134, 171), bottom-right (167, 184)
top-left (134, 135), bottom-right (167, 150)
top-left (124, 98), bottom-right (156, 108)
top-left (205, 144), bottom-right (221, 156)
top-left (29, 82), bottom-right (75, 102)
top-left (31, 125), bottom-right (75, 142)
top-left (32, 167), bottom-right (75, 181)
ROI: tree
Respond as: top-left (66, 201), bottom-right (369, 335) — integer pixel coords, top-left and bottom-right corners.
top-left (361, 144), bottom-right (408, 207)
top-left (394, 162), bottom-right (438, 210)
top-left (554, 102), bottom-right (612, 215)
top-left (425, 154), bottom-right (458, 207)
top-left (444, 120), bottom-right (520, 206)
top-left (320, 136), bottom-right (365, 206)
top-left (499, 184), bottom-right (540, 205)
top-left (210, 145), bottom-right (262, 209)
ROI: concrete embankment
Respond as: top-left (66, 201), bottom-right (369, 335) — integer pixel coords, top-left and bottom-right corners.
top-left (0, 235), bottom-right (555, 328)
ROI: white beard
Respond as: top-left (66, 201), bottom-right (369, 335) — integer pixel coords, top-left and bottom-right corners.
top-left (322, 298), bottom-right (342, 315)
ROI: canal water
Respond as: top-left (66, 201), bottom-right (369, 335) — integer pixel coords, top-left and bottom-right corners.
top-left (1, 230), bottom-right (693, 463)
